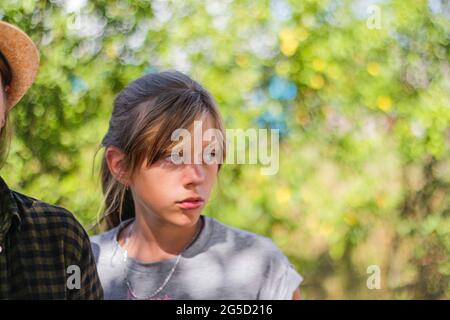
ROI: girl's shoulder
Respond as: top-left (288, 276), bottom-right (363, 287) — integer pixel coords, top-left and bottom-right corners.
top-left (205, 216), bottom-right (290, 262)
top-left (206, 216), bottom-right (303, 299)
top-left (90, 222), bottom-right (122, 243)
top-left (89, 221), bottom-right (127, 262)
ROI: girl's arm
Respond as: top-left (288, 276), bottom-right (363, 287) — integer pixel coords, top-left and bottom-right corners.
top-left (292, 288), bottom-right (301, 300)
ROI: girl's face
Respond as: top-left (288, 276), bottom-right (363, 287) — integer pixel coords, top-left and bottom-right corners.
top-left (130, 113), bottom-right (220, 227)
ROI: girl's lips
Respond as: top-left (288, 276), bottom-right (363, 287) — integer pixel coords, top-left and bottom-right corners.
top-left (176, 199), bottom-right (205, 209)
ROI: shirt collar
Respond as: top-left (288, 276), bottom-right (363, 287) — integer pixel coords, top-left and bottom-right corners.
top-left (0, 176), bottom-right (22, 236)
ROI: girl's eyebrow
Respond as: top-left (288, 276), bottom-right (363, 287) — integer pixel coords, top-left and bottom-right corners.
top-left (202, 141), bottom-right (217, 148)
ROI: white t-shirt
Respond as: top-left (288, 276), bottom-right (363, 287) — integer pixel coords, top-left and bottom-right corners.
top-left (90, 215), bottom-right (303, 300)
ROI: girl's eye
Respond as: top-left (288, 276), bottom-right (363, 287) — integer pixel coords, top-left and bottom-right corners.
top-left (204, 150), bottom-right (217, 162)
top-left (164, 152), bottom-right (183, 163)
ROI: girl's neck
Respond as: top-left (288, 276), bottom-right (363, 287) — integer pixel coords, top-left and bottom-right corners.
top-left (119, 212), bottom-right (203, 264)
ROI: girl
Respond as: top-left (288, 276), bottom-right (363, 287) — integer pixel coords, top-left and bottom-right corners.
top-left (91, 71), bottom-right (303, 300)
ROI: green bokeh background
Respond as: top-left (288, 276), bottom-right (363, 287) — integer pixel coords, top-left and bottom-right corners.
top-left (1, 0), bottom-right (449, 299)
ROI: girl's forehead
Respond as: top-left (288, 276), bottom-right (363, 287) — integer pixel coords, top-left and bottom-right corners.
top-left (175, 113), bottom-right (223, 148)
top-left (184, 112), bottom-right (218, 133)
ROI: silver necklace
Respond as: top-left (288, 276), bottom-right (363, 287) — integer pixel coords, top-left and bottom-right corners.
top-left (122, 218), bottom-right (203, 300)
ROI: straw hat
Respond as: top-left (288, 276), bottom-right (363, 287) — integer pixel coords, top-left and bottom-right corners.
top-left (0, 21), bottom-right (40, 110)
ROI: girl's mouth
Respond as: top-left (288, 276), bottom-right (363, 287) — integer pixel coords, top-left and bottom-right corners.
top-left (176, 197), bottom-right (205, 209)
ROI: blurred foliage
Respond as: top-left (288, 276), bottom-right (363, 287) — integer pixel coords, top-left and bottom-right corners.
top-left (1, 0), bottom-right (449, 299)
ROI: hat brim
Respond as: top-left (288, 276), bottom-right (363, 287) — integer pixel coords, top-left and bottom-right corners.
top-left (0, 21), bottom-right (40, 110)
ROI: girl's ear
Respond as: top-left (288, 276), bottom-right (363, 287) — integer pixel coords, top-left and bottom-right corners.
top-left (105, 146), bottom-right (130, 185)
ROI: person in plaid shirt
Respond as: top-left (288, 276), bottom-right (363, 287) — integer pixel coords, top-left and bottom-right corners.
top-left (0, 21), bottom-right (103, 299)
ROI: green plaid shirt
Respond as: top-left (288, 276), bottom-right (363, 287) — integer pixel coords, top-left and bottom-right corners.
top-left (0, 176), bottom-right (103, 299)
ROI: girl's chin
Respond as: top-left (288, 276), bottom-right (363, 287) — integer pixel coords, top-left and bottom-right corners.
top-left (173, 210), bottom-right (202, 226)
top-left (149, 209), bottom-right (201, 226)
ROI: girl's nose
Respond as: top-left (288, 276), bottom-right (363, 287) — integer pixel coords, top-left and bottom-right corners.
top-left (183, 164), bottom-right (205, 187)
